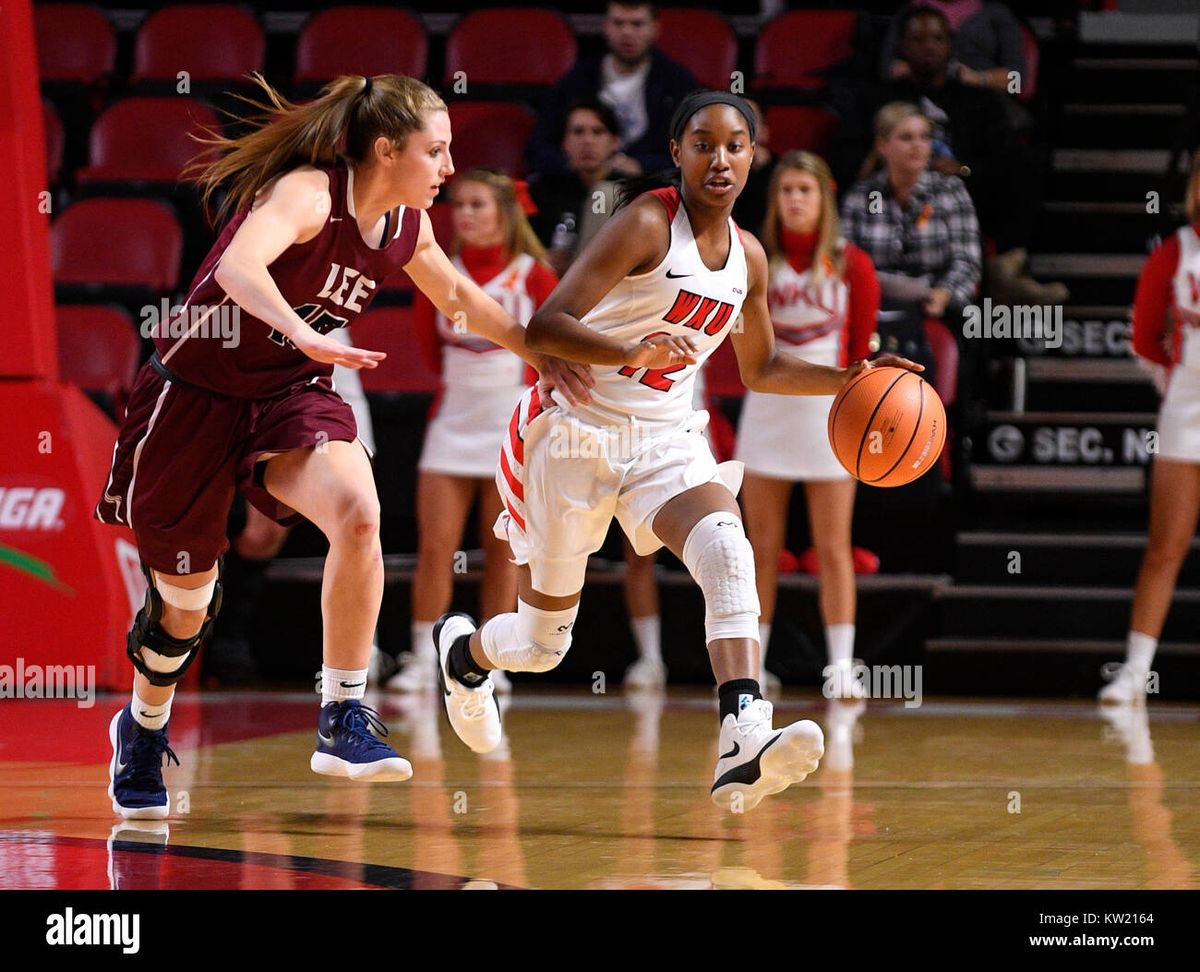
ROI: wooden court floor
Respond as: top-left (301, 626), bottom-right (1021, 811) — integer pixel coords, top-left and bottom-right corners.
top-left (0, 689), bottom-right (1196, 889)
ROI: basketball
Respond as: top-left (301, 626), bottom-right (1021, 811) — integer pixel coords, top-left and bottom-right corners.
top-left (827, 366), bottom-right (946, 487)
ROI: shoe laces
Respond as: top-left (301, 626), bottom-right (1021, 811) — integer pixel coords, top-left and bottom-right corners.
top-left (734, 699), bottom-right (773, 736)
top-left (332, 701), bottom-right (393, 752)
top-left (125, 727), bottom-right (179, 789)
top-left (459, 677), bottom-right (495, 721)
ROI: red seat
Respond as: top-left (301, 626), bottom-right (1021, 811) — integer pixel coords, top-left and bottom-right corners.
top-left (34, 3), bottom-right (116, 84)
top-left (448, 102), bottom-right (535, 177)
top-left (763, 106), bottom-right (838, 156)
top-left (353, 307), bottom-right (441, 393)
top-left (132, 5), bottom-right (264, 84)
top-left (56, 304), bottom-right (140, 404)
top-left (52, 198), bottom-right (182, 291)
top-left (924, 316), bottom-right (958, 481)
top-left (656, 9), bottom-right (737, 91)
top-left (294, 7), bottom-right (428, 84)
top-left (755, 10), bottom-right (859, 90)
top-left (77, 97), bottom-right (221, 185)
top-left (444, 10), bottom-right (575, 87)
top-left (379, 203), bottom-right (455, 297)
top-left (44, 100), bottom-right (65, 185)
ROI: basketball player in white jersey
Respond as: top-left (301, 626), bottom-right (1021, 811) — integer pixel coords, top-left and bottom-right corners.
top-left (1104, 153), bottom-right (1200, 703)
top-left (431, 91), bottom-right (920, 812)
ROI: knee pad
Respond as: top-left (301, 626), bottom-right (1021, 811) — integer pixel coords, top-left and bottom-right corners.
top-left (127, 559), bottom-right (223, 687)
top-left (479, 599), bottom-right (578, 673)
top-left (681, 512), bottom-right (761, 644)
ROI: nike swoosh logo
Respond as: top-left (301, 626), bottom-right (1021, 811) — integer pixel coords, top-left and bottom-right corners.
top-left (317, 730), bottom-right (335, 747)
top-left (665, 269), bottom-right (692, 278)
top-left (339, 681), bottom-right (365, 688)
top-left (720, 741), bottom-right (740, 761)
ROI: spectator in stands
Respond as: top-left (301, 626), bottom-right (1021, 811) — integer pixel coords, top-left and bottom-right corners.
top-left (879, 0), bottom-right (1027, 95)
top-left (878, 6), bottom-right (1064, 305)
top-left (528, 99), bottom-right (623, 275)
top-left (389, 169), bottom-right (558, 694)
top-left (737, 151), bottom-right (879, 698)
top-left (526, 0), bottom-right (697, 179)
top-left (841, 102), bottom-right (978, 417)
top-left (731, 97), bottom-right (778, 236)
top-left (1101, 152), bottom-right (1200, 704)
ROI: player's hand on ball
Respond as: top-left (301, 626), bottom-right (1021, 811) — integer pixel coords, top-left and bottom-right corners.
top-left (292, 327), bottom-right (386, 369)
top-left (843, 354), bottom-right (924, 386)
top-left (537, 355), bottom-right (595, 405)
top-left (624, 334), bottom-right (698, 371)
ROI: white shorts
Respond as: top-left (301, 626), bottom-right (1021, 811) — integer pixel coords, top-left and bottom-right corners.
top-left (735, 389), bottom-right (849, 481)
top-left (419, 383), bottom-right (527, 478)
top-left (493, 386), bottom-right (744, 596)
top-left (1158, 366), bottom-right (1200, 461)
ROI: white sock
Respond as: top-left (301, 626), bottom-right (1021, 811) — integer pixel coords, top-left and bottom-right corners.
top-left (131, 683), bottom-right (173, 731)
top-left (411, 620), bottom-right (435, 661)
top-left (758, 623), bottom-right (771, 669)
top-left (631, 615), bottom-right (661, 663)
top-left (321, 665), bottom-right (368, 706)
top-left (827, 623), bottom-right (855, 666)
top-left (1126, 631), bottom-right (1157, 673)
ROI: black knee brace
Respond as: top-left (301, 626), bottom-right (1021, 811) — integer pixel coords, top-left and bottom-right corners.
top-left (126, 558), bottom-right (224, 687)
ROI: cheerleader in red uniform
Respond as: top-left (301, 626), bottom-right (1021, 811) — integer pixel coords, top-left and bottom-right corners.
top-left (390, 170), bottom-right (558, 693)
top-left (735, 152), bottom-right (879, 697)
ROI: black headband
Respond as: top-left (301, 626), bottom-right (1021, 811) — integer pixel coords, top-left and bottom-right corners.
top-left (669, 91), bottom-right (757, 144)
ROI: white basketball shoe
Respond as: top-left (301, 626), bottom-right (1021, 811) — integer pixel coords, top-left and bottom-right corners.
top-left (434, 612), bottom-right (502, 754)
top-left (711, 698), bottom-right (824, 812)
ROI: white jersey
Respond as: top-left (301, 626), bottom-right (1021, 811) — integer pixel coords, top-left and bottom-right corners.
top-left (1173, 226), bottom-right (1200, 369)
top-left (563, 187), bottom-right (747, 425)
top-left (766, 249), bottom-right (848, 368)
top-left (436, 253), bottom-right (532, 388)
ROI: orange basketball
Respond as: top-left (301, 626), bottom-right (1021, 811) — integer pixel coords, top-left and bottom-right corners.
top-left (827, 367), bottom-right (946, 487)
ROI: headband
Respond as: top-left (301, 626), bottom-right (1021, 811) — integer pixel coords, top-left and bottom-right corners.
top-left (669, 91), bottom-right (757, 144)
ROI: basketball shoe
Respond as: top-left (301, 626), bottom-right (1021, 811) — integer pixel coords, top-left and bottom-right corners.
top-left (711, 698), bottom-right (824, 812)
top-left (108, 704), bottom-right (178, 819)
top-left (434, 612), bottom-right (503, 754)
top-left (310, 700), bottom-right (412, 781)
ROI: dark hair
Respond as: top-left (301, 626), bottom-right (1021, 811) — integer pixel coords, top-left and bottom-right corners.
top-left (897, 4), bottom-right (952, 37)
top-left (559, 98), bottom-right (621, 142)
top-left (607, 0), bottom-right (657, 17)
top-left (669, 89), bottom-right (757, 145)
top-left (614, 168), bottom-right (681, 210)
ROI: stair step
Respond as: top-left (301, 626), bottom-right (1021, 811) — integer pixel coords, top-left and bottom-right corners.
top-left (927, 637), bottom-right (1200, 656)
top-left (969, 465), bottom-right (1146, 494)
top-left (1057, 103), bottom-right (1186, 148)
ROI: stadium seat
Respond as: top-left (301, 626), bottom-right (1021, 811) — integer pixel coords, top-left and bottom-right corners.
top-left (353, 307), bottom-right (441, 393)
top-left (656, 9), bottom-right (737, 91)
top-left (763, 106), bottom-right (838, 156)
top-left (444, 10), bottom-right (575, 88)
top-left (44, 100), bottom-right (65, 185)
top-left (51, 198), bottom-right (182, 293)
top-left (924, 316), bottom-right (958, 481)
top-left (33, 3), bottom-right (116, 84)
top-left (447, 101), bottom-right (535, 177)
top-left (131, 4), bottom-right (265, 84)
top-left (294, 8), bottom-right (428, 86)
top-left (76, 97), bottom-right (221, 186)
top-left (1018, 19), bottom-right (1039, 102)
top-left (755, 10), bottom-right (860, 91)
top-left (56, 304), bottom-right (140, 406)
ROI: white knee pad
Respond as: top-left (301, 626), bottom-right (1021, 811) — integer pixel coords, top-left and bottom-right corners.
top-left (681, 512), bottom-right (761, 644)
top-left (479, 599), bottom-right (578, 673)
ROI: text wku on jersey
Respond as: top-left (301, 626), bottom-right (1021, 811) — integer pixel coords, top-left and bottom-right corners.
top-left (572, 187), bottom-right (747, 424)
top-left (156, 160), bottom-right (420, 398)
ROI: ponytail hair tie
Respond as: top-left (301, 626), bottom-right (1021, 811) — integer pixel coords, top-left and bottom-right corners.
top-left (513, 179), bottom-right (538, 216)
top-left (361, 75), bottom-right (372, 98)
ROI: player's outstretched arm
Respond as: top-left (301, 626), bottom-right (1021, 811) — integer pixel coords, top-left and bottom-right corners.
top-left (214, 167), bottom-right (387, 370)
top-left (731, 231), bottom-right (922, 395)
top-left (404, 210), bottom-right (595, 402)
top-left (525, 195), bottom-right (698, 370)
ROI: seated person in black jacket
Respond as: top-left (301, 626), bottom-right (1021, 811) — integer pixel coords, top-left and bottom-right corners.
top-left (526, 0), bottom-right (697, 179)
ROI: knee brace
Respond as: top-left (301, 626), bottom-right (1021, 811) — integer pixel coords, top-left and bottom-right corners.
top-left (681, 512), bottom-right (761, 644)
top-left (127, 559), bottom-right (223, 687)
top-left (479, 599), bottom-right (578, 673)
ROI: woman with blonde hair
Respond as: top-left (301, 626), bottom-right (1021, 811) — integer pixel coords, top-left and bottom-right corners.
top-left (1102, 151), bottom-right (1200, 703)
top-left (735, 151), bottom-right (880, 696)
top-left (390, 169), bottom-right (559, 693)
top-left (94, 73), bottom-right (589, 817)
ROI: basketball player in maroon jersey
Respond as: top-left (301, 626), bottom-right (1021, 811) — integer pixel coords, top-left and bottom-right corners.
top-left (95, 74), bottom-right (591, 818)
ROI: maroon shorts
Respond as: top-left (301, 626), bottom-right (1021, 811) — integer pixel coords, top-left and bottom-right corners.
top-left (95, 357), bottom-right (369, 575)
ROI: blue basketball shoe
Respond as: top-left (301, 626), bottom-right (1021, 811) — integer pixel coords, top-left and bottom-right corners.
top-left (108, 704), bottom-right (179, 819)
top-left (310, 699), bottom-right (413, 782)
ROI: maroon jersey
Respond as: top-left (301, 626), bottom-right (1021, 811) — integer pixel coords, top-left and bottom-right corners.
top-left (155, 160), bottom-right (421, 397)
